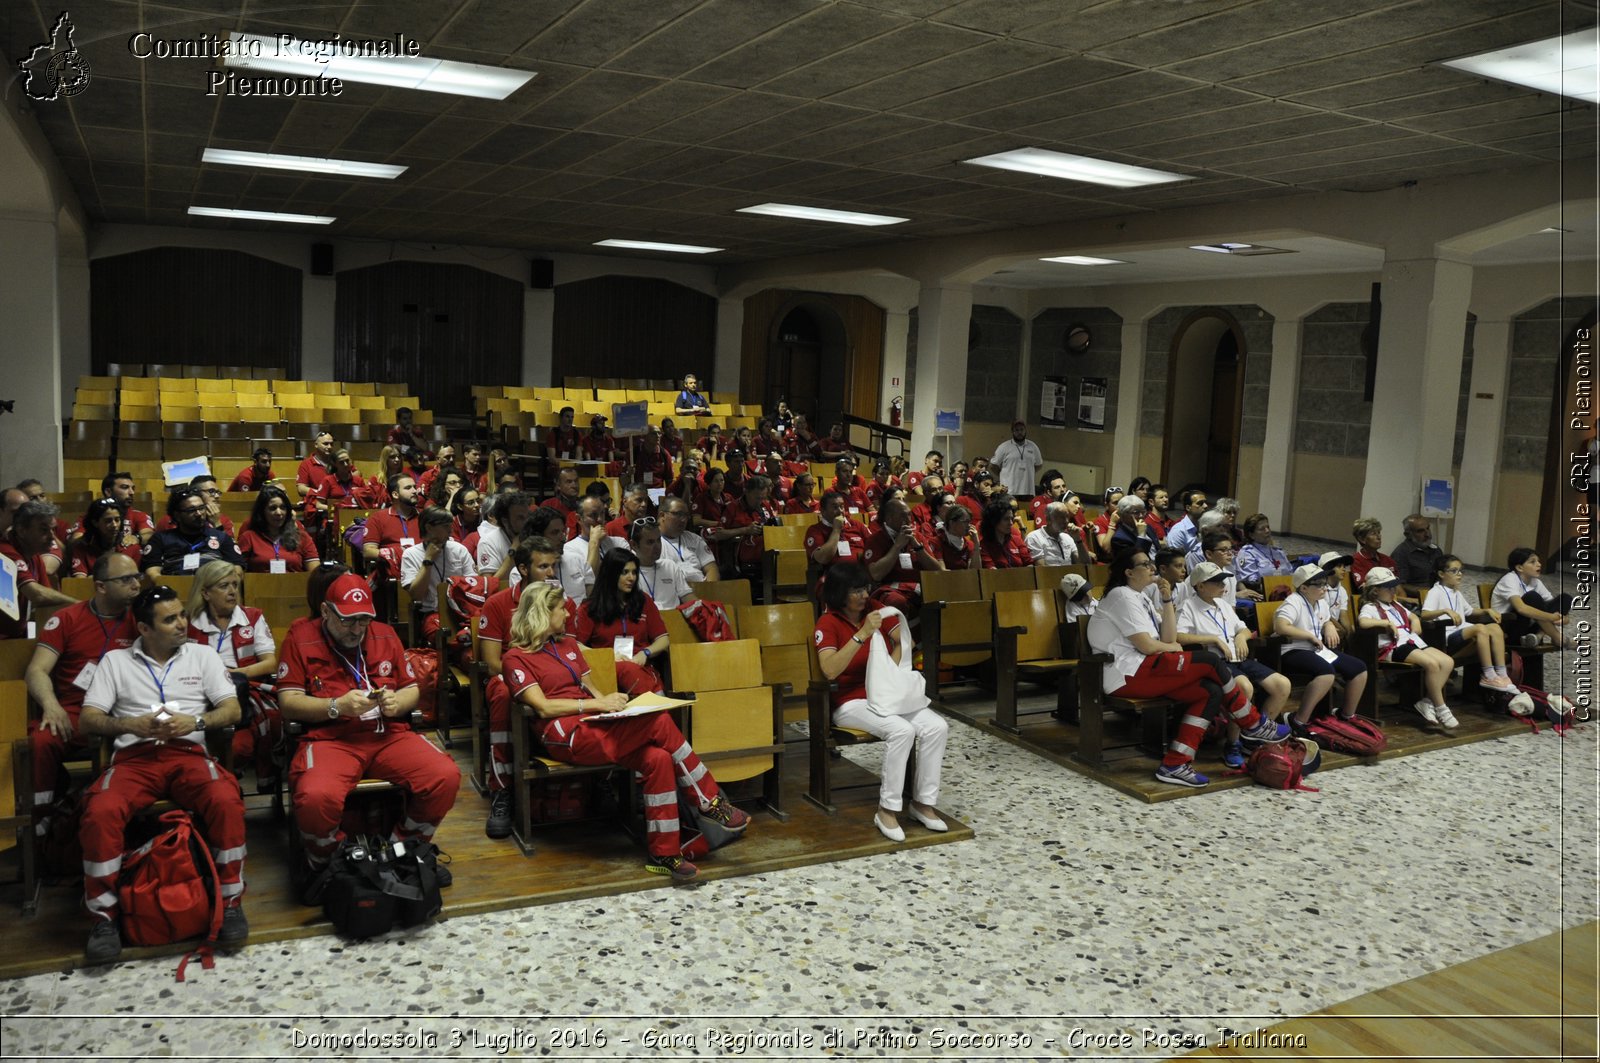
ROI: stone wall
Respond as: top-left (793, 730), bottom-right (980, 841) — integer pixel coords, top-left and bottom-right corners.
top-left (1294, 302), bottom-right (1373, 458)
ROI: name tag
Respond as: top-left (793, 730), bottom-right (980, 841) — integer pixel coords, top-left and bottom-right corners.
top-left (836, 539), bottom-right (852, 557)
top-left (269, 559), bottom-right (288, 575)
top-left (613, 636), bottom-right (635, 661)
top-left (400, 538), bottom-right (416, 548)
top-left (643, 472), bottom-right (654, 484)
top-left (73, 661), bottom-right (98, 691)
top-left (848, 507), bottom-right (860, 515)
top-left (182, 552), bottom-right (201, 571)
top-left (561, 452), bottom-right (572, 460)
top-left (899, 553), bottom-right (913, 571)
top-left (1315, 646), bottom-right (1339, 664)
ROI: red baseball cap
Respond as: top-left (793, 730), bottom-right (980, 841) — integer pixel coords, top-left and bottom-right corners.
top-left (326, 574), bottom-right (377, 618)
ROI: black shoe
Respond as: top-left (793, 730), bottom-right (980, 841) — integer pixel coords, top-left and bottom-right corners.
top-left (295, 857), bottom-right (331, 907)
top-left (86, 920), bottom-right (122, 964)
top-left (217, 904), bottom-right (249, 946)
top-left (485, 791), bottom-right (512, 839)
top-left (422, 843), bottom-right (452, 888)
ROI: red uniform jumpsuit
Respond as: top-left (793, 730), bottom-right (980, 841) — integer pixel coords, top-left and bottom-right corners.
top-left (278, 620), bottom-right (460, 863)
top-left (30, 602), bottom-right (138, 813)
top-left (503, 637), bottom-right (725, 857)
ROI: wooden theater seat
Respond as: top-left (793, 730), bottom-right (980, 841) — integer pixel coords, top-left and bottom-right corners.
top-left (993, 589), bottom-right (1079, 733)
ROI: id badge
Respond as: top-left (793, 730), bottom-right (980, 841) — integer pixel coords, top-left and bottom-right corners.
top-left (898, 553), bottom-right (913, 570)
top-left (561, 451), bottom-right (572, 460)
top-left (360, 689), bottom-right (382, 721)
top-left (613, 636), bottom-right (635, 661)
top-left (643, 471), bottom-right (654, 484)
top-left (848, 507), bottom-right (860, 515)
top-left (836, 539), bottom-right (852, 557)
top-left (73, 661), bottom-right (98, 691)
top-left (269, 559), bottom-right (288, 575)
top-left (182, 552), bottom-right (201, 571)
top-left (400, 537), bottom-right (416, 548)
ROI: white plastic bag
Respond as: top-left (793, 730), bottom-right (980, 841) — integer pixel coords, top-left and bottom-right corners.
top-left (864, 606), bottom-right (930, 717)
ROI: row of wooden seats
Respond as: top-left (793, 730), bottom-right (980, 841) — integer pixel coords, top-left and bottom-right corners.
top-left (83, 372), bottom-right (410, 395)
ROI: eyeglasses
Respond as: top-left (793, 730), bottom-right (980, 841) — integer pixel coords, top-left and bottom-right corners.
top-left (200, 488), bottom-right (221, 497)
top-left (1132, 560), bottom-right (1157, 570)
top-left (1442, 567), bottom-right (1464, 574)
top-left (98, 574), bottom-right (141, 586)
top-left (178, 505), bottom-right (208, 515)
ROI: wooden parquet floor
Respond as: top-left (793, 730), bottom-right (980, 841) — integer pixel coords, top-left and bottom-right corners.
top-left (0, 739), bottom-right (971, 980)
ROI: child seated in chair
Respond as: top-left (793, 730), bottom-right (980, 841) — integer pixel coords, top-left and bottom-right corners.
top-left (1421, 554), bottom-right (1517, 694)
top-left (1358, 566), bottom-right (1460, 730)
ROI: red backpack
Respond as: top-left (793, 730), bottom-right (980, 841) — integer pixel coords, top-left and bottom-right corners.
top-left (1246, 738), bottom-right (1321, 791)
top-left (679, 599), bottom-right (735, 642)
top-left (117, 810), bottom-right (223, 980)
top-left (405, 647), bottom-right (441, 725)
top-left (1303, 714), bottom-right (1386, 756)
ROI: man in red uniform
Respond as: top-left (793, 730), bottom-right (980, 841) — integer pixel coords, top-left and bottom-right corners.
top-left (603, 483), bottom-right (653, 543)
top-left (292, 431), bottom-right (335, 498)
top-left (904, 450), bottom-right (944, 495)
top-left (476, 538), bottom-right (566, 838)
top-left (362, 474), bottom-right (422, 581)
top-left (545, 407), bottom-right (581, 461)
top-left (93, 471), bottom-right (156, 546)
top-left (228, 449), bottom-right (276, 493)
top-left (580, 415), bottom-right (619, 464)
top-left (387, 408), bottom-right (434, 470)
top-left (861, 497), bottom-right (944, 617)
top-left (77, 585), bottom-right (247, 962)
top-left (546, 467), bottom-right (582, 538)
top-left (306, 449), bottom-right (385, 511)
top-left (910, 475), bottom-right (945, 538)
top-left (817, 422), bottom-right (854, 462)
top-left (1, 499), bottom-right (77, 640)
top-left (829, 458), bottom-right (869, 512)
top-left (470, 541), bottom-right (566, 838)
top-left (718, 474), bottom-right (778, 584)
top-left (1029, 470), bottom-right (1068, 528)
top-left (23, 551), bottom-right (141, 831)
top-left (632, 427), bottom-right (674, 488)
top-left (804, 491), bottom-right (869, 600)
top-left (276, 574), bottom-right (460, 892)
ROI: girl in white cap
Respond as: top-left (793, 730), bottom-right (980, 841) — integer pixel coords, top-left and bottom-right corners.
top-left (1359, 566), bottom-right (1459, 728)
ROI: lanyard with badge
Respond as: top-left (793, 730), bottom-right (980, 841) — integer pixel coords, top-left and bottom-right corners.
top-left (614, 613), bottom-right (636, 661)
top-left (1206, 605), bottom-right (1237, 660)
top-left (141, 652), bottom-right (182, 733)
top-left (331, 641), bottom-right (381, 721)
top-left (542, 641), bottom-right (585, 691)
top-left (73, 608), bottom-right (124, 692)
top-left (270, 537), bottom-right (288, 575)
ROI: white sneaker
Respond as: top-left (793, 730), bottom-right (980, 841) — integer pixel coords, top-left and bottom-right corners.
top-left (1434, 705), bottom-right (1459, 729)
top-left (1412, 699), bottom-right (1439, 725)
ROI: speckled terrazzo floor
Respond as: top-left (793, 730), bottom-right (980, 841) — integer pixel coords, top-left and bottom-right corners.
top-left (1, 534), bottom-right (1593, 1060)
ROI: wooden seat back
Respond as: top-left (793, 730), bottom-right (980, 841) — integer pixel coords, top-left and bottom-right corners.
top-left (688, 578), bottom-right (753, 608)
top-left (994, 589), bottom-right (1063, 663)
top-left (668, 639), bottom-right (761, 695)
top-left (1262, 574), bottom-right (1293, 600)
top-left (920, 568), bottom-right (979, 604)
top-left (761, 525), bottom-right (807, 552)
top-left (733, 603), bottom-right (817, 696)
top-left (979, 566), bottom-right (1036, 599)
top-left (580, 646), bottom-right (618, 695)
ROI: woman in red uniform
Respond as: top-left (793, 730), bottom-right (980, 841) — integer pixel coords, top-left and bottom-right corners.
top-left (935, 504), bottom-right (976, 570)
top-left (185, 560), bottom-right (281, 787)
top-left (238, 485), bottom-right (321, 573)
top-left (691, 467), bottom-right (734, 533)
top-left (68, 498), bottom-right (141, 576)
top-left (502, 583), bottom-right (748, 881)
top-left (978, 499), bottom-right (1029, 569)
top-left (813, 563), bottom-right (948, 843)
top-left (570, 548), bottom-right (670, 695)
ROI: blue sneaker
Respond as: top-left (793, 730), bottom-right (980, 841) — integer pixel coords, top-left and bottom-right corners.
top-left (1222, 741), bottom-right (1246, 769)
top-left (1155, 763), bottom-right (1209, 788)
top-left (1241, 715), bottom-right (1292, 744)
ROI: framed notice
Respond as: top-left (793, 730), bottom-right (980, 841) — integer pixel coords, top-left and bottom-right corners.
top-left (1421, 477), bottom-right (1454, 519)
top-left (1077, 377), bottom-right (1107, 432)
top-left (1041, 376), bottom-right (1070, 428)
top-left (934, 409), bottom-right (962, 434)
top-left (611, 401), bottom-right (649, 436)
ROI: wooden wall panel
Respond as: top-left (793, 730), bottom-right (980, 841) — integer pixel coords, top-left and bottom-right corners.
top-left (552, 276), bottom-right (716, 386)
top-left (90, 248), bottom-right (301, 374)
top-left (335, 261), bottom-right (523, 415)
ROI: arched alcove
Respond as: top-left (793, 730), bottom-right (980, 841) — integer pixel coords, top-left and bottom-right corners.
top-left (769, 300), bottom-right (849, 428)
top-left (1162, 309), bottom-right (1247, 497)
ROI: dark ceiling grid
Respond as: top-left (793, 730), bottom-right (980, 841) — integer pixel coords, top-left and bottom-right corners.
top-left (0, 0), bottom-right (1590, 263)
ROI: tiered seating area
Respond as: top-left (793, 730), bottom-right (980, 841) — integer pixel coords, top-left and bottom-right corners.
top-left (473, 378), bottom-right (763, 443)
top-left (64, 367), bottom-right (439, 503)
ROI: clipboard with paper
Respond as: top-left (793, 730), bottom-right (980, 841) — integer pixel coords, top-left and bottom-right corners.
top-left (588, 691), bottom-right (695, 720)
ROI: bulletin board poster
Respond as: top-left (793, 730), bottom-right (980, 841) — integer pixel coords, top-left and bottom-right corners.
top-left (611, 401), bottom-right (649, 436)
top-left (1077, 377), bottom-right (1108, 432)
top-left (1421, 477), bottom-right (1454, 519)
top-left (0, 553), bottom-right (16, 621)
top-left (1041, 376), bottom-right (1070, 428)
top-left (934, 409), bottom-right (962, 435)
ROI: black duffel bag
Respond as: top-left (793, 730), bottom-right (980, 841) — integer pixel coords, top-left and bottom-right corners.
top-left (321, 834), bottom-right (442, 939)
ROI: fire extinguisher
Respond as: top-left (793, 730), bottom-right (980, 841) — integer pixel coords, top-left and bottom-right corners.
top-left (889, 396), bottom-right (903, 427)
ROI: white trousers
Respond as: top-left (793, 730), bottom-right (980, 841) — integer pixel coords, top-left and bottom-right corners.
top-left (833, 699), bottom-right (949, 811)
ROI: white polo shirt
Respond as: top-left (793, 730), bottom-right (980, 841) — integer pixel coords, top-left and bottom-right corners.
top-left (1086, 585), bottom-right (1162, 694)
top-left (561, 536), bottom-right (597, 601)
top-left (1024, 527), bottom-right (1077, 566)
top-left (400, 538), bottom-right (477, 611)
top-left (636, 560), bottom-right (694, 610)
top-left (83, 639), bottom-right (238, 752)
top-left (475, 520), bottom-right (512, 577)
top-left (660, 530), bottom-right (715, 582)
top-left (1178, 594), bottom-right (1245, 661)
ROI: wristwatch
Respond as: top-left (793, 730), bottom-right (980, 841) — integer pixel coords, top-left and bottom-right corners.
top-left (852, 634), bottom-right (865, 644)
top-left (327, 697), bottom-right (340, 719)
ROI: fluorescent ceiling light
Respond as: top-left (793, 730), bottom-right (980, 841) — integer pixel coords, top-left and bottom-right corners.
top-left (1041, 255), bottom-right (1126, 265)
top-left (188, 206), bottom-right (334, 225)
top-left (962, 147), bottom-right (1191, 188)
top-left (202, 148), bottom-right (406, 179)
top-left (595, 239), bottom-right (722, 255)
top-left (737, 203), bottom-right (908, 227)
top-left (1189, 242), bottom-right (1293, 256)
top-left (1440, 27), bottom-right (1599, 104)
top-left (225, 32), bottom-right (535, 100)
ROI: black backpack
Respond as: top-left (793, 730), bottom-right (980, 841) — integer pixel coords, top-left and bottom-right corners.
top-left (321, 834), bottom-right (442, 939)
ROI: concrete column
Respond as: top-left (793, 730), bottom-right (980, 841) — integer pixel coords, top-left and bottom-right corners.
top-left (712, 296), bottom-right (744, 397)
top-left (1454, 316), bottom-right (1511, 566)
top-left (1359, 256), bottom-right (1473, 526)
top-left (909, 284), bottom-right (973, 461)
top-left (1015, 309), bottom-right (1034, 424)
top-left (881, 309), bottom-right (910, 423)
top-left (1111, 318), bottom-right (1146, 486)
top-left (1259, 316), bottom-right (1303, 525)
top-left (57, 252), bottom-right (90, 416)
top-left (0, 217), bottom-right (63, 490)
top-left (301, 274), bottom-right (336, 381)
top-left (523, 288), bottom-right (554, 387)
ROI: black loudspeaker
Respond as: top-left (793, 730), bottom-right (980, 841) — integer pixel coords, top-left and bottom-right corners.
top-left (530, 258), bottom-right (553, 289)
top-left (310, 243), bottom-right (334, 276)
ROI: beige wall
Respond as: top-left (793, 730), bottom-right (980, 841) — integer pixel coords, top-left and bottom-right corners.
top-left (1137, 435), bottom-right (1164, 485)
top-left (1236, 445), bottom-right (1263, 516)
top-left (1488, 471), bottom-right (1546, 565)
top-left (1287, 452), bottom-right (1368, 542)
top-left (956, 420), bottom-right (1111, 495)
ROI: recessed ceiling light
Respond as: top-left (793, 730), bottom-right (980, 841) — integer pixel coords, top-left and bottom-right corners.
top-left (595, 239), bottom-right (722, 255)
top-left (736, 203), bottom-right (908, 227)
top-left (1041, 255), bottom-right (1126, 265)
top-left (225, 32), bottom-right (535, 100)
top-left (188, 206), bottom-right (334, 224)
top-left (202, 148), bottom-right (406, 179)
top-left (962, 147), bottom-right (1191, 188)
top-left (1441, 27), bottom-right (1599, 104)
top-left (1189, 242), bottom-right (1293, 256)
